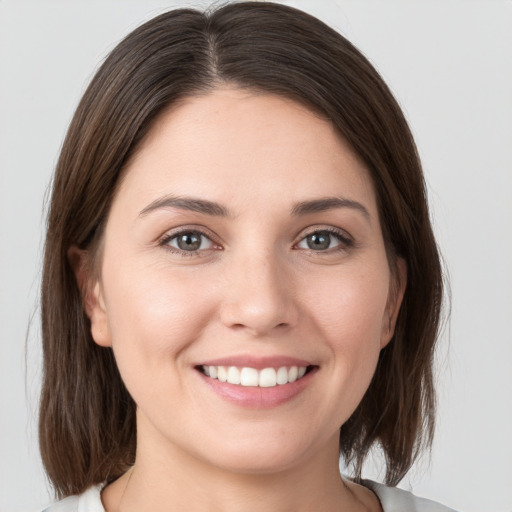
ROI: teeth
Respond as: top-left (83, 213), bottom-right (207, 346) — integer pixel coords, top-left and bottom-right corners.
top-left (227, 366), bottom-right (241, 385)
top-left (240, 367), bottom-right (259, 386)
top-left (276, 366), bottom-right (288, 385)
top-left (201, 365), bottom-right (309, 387)
top-left (217, 366), bottom-right (227, 382)
top-left (259, 368), bottom-right (277, 387)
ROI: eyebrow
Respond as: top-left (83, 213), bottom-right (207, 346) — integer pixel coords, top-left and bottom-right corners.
top-left (291, 197), bottom-right (370, 222)
top-left (139, 194), bottom-right (370, 222)
top-left (139, 195), bottom-right (230, 217)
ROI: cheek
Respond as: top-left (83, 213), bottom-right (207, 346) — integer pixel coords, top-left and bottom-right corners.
top-left (302, 264), bottom-right (390, 393)
top-left (101, 259), bottom-right (216, 387)
top-left (306, 263), bottom-right (389, 340)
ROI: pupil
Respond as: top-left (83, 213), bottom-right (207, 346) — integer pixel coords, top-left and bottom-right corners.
top-left (177, 232), bottom-right (201, 251)
top-left (308, 232), bottom-right (330, 250)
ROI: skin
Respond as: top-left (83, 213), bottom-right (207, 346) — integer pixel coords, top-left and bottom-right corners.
top-left (74, 88), bottom-right (405, 512)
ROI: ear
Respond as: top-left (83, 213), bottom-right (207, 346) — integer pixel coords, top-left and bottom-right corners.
top-left (68, 245), bottom-right (112, 347)
top-left (380, 257), bottom-right (407, 348)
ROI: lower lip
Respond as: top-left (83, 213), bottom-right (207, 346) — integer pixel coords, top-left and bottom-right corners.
top-left (197, 368), bottom-right (316, 409)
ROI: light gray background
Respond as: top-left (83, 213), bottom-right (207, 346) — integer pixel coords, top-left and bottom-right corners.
top-left (1, 1), bottom-right (511, 511)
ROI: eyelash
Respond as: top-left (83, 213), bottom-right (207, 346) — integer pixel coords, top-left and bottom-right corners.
top-left (159, 226), bottom-right (354, 257)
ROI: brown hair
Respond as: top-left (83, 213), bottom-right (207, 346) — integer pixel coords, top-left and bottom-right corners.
top-left (40, 1), bottom-right (443, 498)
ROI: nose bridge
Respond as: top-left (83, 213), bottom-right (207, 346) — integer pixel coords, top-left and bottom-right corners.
top-left (220, 244), bottom-right (298, 335)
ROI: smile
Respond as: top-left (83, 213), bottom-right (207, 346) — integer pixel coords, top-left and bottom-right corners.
top-left (199, 365), bottom-right (309, 387)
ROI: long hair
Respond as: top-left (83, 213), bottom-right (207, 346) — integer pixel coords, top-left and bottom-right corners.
top-left (40, 1), bottom-right (443, 498)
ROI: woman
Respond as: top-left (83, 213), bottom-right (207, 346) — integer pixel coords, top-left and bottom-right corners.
top-left (39, 2), bottom-right (453, 511)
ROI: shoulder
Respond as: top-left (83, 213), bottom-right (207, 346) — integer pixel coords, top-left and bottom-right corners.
top-left (39, 485), bottom-right (105, 512)
top-left (361, 480), bottom-right (458, 512)
top-left (38, 480), bottom-right (458, 512)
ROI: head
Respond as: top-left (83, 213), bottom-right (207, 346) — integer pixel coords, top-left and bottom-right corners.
top-left (40, 1), bottom-right (443, 498)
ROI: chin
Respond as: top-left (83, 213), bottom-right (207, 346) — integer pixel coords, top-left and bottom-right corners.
top-left (209, 450), bottom-right (306, 476)
top-left (191, 428), bottom-right (327, 476)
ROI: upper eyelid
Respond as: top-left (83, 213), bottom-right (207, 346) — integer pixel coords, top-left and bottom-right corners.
top-left (159, 225), bottom-right (219, 244)
top-left (295, 225), bottom-right (353, 243)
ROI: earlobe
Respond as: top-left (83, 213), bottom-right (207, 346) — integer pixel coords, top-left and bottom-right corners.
top-left (381, 257), bottom-right (407, 348)
top-left (68, 245), bottom-right (112, 347)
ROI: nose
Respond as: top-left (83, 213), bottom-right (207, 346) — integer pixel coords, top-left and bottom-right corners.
top-left (219, 250), bottom-right (299, 337)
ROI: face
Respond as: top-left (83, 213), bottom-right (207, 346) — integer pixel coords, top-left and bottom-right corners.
top-left (83, 88), bottom-right (405, 475)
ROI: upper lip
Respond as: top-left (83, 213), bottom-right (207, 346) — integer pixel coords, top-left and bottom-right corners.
top-left (196, 355), bottom-right (314, 370)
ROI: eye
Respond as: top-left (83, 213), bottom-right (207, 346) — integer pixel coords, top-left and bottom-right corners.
top-left (163, 230), bottom-right (216, 253)
top-left (296, 229), bottom-right (352, 252)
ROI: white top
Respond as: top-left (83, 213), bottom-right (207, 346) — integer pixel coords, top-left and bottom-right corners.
top-left (40, 480), bottom-right (457, 512)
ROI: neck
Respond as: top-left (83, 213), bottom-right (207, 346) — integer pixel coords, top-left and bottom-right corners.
top-left (102, 414), bottom-right (378, 512)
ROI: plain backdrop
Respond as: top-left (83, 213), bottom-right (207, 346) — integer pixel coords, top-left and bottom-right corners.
top-left (0, 1), bottom-right (511, 511)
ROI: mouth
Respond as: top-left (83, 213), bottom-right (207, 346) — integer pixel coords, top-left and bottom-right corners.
top-left (196, 364), bottom-right (315, 388)
top-left (194, 356), bottom-right (318, 408)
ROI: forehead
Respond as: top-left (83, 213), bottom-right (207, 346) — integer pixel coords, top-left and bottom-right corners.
top-left (117, 87), bottom-right (377, 216)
